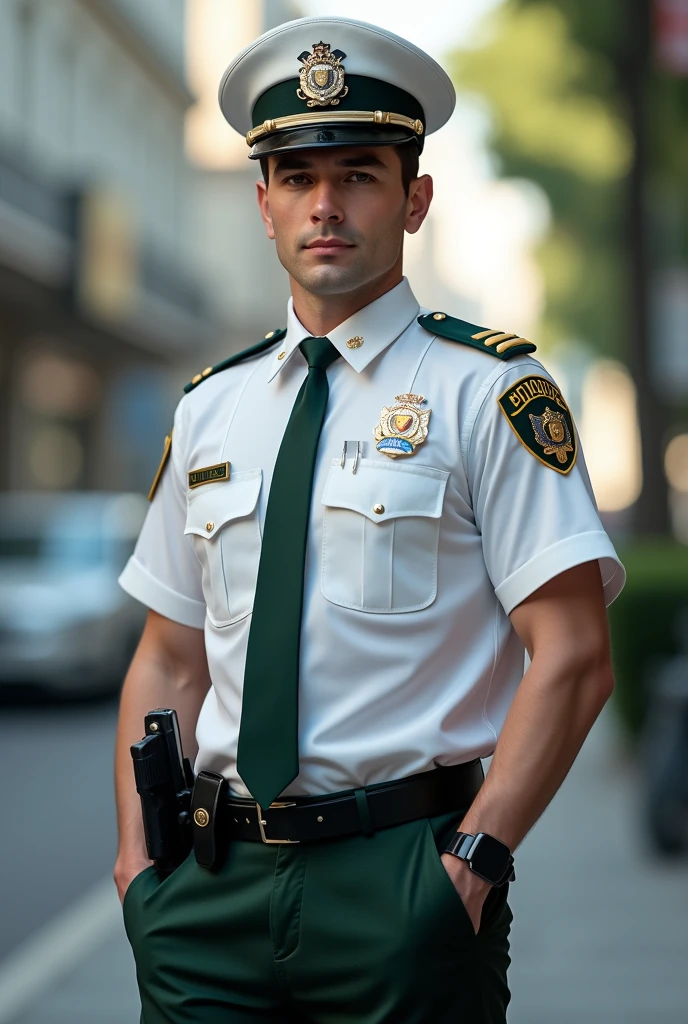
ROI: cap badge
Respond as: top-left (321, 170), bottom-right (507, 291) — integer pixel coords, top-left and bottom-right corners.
top-left (297, 42), bottom-right (349, 108)
top-left (374, 394), bottom-right (431, 458)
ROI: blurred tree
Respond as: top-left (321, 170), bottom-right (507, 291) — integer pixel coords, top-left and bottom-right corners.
top-left (451, 0), bottom-right (685, 536)
top-left (451, 1), bottom-right (632, 358)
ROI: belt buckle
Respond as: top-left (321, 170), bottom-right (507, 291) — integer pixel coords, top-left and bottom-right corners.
top-left (256, 801), bottom-right (300, 844)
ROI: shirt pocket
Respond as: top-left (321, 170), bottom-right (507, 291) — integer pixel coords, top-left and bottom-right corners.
top-left (321, 460), bottom-right (449, 613)
top-left (184, 469), bottom-right (262, 627)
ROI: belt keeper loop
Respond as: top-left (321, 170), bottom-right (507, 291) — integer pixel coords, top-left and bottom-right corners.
top-left (354, 787), bottom-right (375, 837)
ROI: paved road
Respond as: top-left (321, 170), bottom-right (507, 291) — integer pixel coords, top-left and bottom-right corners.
top-left (0, 695), bottom-right (120, 962)
top-left (2, 703), bottom-right (688, 1022)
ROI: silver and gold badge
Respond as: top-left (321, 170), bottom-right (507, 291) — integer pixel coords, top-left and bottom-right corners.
top-left (297, 42), bottom-right (349, 107)
top-left (374, 394), bottom-right (431, 458)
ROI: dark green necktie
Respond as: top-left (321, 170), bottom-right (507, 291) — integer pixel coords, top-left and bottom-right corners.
top-left (237, 337), bottom-right (341, 808)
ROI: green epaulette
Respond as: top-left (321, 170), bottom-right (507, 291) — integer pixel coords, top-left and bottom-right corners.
top-left (418, 312), bottom-right (536, 360)
top-left (183, 328), bottom-right (287, 394)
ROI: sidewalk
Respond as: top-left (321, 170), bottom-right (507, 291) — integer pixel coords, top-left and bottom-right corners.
top-left (10, 706), bottom-right (688, 1023)
top-left (507, 709), bottom-right (688, 1024)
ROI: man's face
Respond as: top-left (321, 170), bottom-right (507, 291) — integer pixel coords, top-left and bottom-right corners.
top-left (256, 145), bottom-right (430, 297)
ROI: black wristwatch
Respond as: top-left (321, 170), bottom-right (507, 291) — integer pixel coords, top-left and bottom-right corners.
top-left (443, 831), bottom-right (515, 887)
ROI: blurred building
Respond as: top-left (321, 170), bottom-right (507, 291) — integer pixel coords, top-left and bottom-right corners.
top-left (186, 0), bottom-right (303, 348)
top-left (0, 0), bottom-right (216, 494)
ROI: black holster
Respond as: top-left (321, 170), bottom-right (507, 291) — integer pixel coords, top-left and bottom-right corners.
top-left (130, 709), bottom-right (194, 874)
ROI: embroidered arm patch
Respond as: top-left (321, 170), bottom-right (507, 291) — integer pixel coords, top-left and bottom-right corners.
top-left (497, 375), bottom-right (577, 475)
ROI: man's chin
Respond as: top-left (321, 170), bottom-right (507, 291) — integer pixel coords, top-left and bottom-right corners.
top-left (296, 265), bottom-right (368, 297)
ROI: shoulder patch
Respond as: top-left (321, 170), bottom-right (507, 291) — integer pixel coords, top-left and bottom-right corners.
top-left (148, 429), bottom-right (173, 502)
top-left (418, 312), bottom-right (536, 360)
top-left (497, 374), bottom-right (577, 475)
top-left (184, 328), bottom-right (287, 393)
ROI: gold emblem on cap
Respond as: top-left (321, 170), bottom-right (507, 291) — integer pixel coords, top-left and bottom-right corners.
top-left (297, 42), bottom-right (349, 108)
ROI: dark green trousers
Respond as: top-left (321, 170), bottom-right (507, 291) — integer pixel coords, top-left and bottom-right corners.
top-left (123, 809), bottom-right (512, 1023)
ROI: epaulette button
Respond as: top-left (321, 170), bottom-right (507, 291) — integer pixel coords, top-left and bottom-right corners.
top-left (432, 312), bottom-right (446, 321)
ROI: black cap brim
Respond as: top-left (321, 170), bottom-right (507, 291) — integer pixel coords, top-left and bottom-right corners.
top-left (248, 123), bottom-right (423, 159)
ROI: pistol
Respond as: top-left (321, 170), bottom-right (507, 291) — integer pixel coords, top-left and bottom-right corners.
top-left (130, 708), bottom-right (194, 874)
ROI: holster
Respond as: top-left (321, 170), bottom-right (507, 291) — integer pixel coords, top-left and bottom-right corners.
top-left (191, 770), bottom-right (229, 869)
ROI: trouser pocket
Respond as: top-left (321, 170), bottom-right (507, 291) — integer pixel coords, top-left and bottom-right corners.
top-left (122, 866), bottom-right (162, 948)
top-left (425, 811), bottom-right (510, 936)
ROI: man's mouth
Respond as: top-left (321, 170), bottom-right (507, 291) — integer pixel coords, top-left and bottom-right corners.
top-left (304, 238), bottom-right (355, 255)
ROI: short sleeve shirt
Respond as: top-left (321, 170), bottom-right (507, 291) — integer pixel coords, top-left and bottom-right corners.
top-left (119, 278), bottom-right (625, 797)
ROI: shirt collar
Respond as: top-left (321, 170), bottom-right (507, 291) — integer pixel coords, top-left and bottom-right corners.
top-left (266, 277), bottom-right (420, 382)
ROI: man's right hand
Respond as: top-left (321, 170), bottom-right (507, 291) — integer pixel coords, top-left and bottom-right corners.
top-left (114, 855), bottom-right (154, 906)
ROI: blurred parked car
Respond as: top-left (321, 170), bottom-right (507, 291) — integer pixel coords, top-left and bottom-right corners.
top-left (0, 492), bottom-right (147, 697)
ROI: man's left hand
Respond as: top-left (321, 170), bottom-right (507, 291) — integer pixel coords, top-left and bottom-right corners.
top-left (440, 852), bottom-right (492, 935)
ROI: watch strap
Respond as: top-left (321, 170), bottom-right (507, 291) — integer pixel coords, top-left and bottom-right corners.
top-left (444, 830), bottom-right (515, 887)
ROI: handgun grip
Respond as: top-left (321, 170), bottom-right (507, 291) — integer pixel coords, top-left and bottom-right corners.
top-left (131, 733), bottom-right (167, 792)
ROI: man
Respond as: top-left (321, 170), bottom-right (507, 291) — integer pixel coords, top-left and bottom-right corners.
top-left (115, 15), bottom-right (625, 1024)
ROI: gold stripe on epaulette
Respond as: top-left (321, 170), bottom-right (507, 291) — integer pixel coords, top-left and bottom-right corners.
top-left (484, 333), bottom-right (516, 347)
top-left (496, 336), bottom-right (533, 353)
top-left (471, 329), bottom-right (502, 341)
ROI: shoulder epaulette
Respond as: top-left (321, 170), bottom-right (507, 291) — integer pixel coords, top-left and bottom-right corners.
top-left (418, 312), bottom-right (536, 360)
top-left (183, 328), bottom-right (287, 394)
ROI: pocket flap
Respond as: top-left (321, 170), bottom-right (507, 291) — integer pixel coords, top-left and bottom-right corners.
top-left (184, 469), bottom-right (262, 539)
top-left (322, 460), bottom-right (448, 523)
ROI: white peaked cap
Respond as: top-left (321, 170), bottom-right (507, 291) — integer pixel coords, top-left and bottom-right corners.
top-left (218, 16), bottom-right (456, 158)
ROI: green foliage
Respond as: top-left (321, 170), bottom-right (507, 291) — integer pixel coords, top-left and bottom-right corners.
top-left (450, 1), bottom-right (630, 357)
top-left (608, 541), bottom-right (688, 737)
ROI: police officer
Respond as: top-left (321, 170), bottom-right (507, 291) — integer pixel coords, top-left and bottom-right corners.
top-left (114, 16), bottom-right (625, 1024)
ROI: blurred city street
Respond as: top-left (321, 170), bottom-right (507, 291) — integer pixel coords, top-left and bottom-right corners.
top-left (0, 702), bottom-right (687, 1023)
top-left (1, 1), bottom-right (688, 1022)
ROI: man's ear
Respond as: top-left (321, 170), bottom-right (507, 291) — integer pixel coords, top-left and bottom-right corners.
top-left (256, 180), bottom-right (275, 240)
top-left (405, 174), bottom-right (433, 236)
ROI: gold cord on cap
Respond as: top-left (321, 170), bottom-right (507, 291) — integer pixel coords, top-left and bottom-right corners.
top-left (246, 109), bottom-right (424, 146)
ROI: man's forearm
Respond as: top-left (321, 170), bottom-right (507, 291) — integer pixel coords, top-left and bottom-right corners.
top-left (114, 612), bottom-right (210, 872)
top-left (457, 649), bottom-right (614, 852)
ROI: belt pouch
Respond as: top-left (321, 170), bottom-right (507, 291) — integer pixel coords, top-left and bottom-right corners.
top-left (191, 770), bottom-right (228, 869)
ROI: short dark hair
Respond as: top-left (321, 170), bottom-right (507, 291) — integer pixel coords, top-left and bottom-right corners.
top-left (259, 139), bottom-right (420, 195)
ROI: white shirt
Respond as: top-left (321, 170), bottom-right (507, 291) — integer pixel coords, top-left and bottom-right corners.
top-left (119, 278), bottom-right (625, 797)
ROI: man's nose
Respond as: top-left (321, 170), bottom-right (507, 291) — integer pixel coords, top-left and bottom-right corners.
top-left (310, 182), bottom-right (344, 224)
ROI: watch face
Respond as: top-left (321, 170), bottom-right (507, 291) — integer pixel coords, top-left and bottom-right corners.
top-left (471, 833), bottom-right (510, 879)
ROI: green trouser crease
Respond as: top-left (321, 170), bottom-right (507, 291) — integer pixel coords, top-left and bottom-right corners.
top-left (237, 337), bottom-right (341, 809)
top-left (123, 808), bottom-right (512, 1023)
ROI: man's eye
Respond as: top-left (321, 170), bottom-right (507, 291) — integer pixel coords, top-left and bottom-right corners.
top-left (347, 172), bottom-right (372, 182)
top-left (285, 174), bottom-right (309, 185)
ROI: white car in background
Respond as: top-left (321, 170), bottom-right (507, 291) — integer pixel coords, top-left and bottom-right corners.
top-left (0, 492), bottom-right (147, 697)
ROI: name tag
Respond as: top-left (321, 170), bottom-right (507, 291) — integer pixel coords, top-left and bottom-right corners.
top-left (188, 462), bottom-right (230, 489)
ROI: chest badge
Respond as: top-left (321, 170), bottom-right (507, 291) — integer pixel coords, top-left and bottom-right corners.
top-left (374, 394), bottom-right (431, 458)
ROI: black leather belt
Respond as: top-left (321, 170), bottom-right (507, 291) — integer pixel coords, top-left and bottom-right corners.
top-left (191, 760), bottom-right (484, 867)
